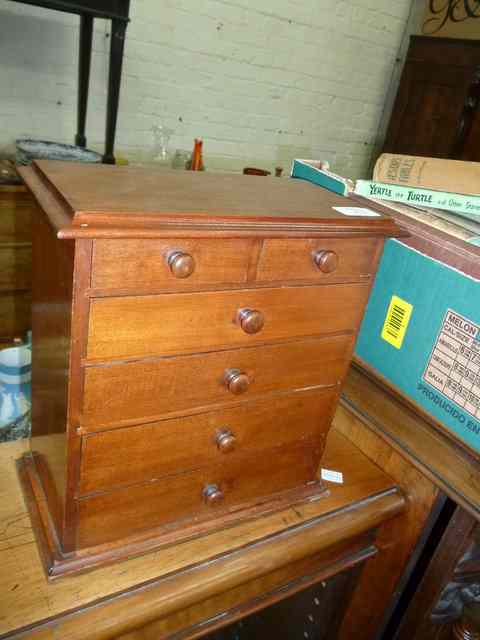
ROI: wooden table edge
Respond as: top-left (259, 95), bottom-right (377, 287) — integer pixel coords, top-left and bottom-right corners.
top-left (4, 486), bottom-right (404, 640)
top-left (341, 363), bottom-right (480, 520)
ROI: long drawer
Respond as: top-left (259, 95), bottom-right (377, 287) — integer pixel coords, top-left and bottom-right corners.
top-left (82, 334), bottom-right (353, 429)
top-left (77, 442), bottom-right (319, 548)
top-left (79, 387), bottom-right (335, 494)
top-left (86, 283), bottom-right (370, 360)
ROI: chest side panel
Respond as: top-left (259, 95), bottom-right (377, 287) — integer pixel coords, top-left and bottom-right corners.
top-left (30, 209), bottom-right (74, 533)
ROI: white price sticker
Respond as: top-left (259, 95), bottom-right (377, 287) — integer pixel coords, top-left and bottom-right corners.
top-left (333, 206), bottom-right (380, 217)
top-left (321, 468), bottom-right (344, 484)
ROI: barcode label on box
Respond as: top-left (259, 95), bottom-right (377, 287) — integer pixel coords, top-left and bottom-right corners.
top-left (381, 295), bottom-right (413, 349)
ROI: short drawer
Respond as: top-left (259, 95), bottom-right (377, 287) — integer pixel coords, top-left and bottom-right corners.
top-left (77, 442), bottom-right (319, 548)
top-left (82, 334), bottom-right (353, 429)
top-left (79, 387), bottom-right (335, 494)
top-left (256, 238), bottom-right (381, 283)
top-left (86, 283), bottom-right (369, 360)
top-left (91, 238), bottom-right (252, 291)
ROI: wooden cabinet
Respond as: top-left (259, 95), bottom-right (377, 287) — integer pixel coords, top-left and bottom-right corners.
top-left (200, 568), bottom-right (363, 640)
top-left (18, 160), bottom-right (399, 577)
top-left (394, 504), bottom-right (478, 640)
top-left (339, 364), bottom-right (480, 640)
top-left (0, 425), bottom-right (408, 640)
top-left (0, 186), bottom-right (33, 342)
top-left (383, 36), bottom-right (480, 161)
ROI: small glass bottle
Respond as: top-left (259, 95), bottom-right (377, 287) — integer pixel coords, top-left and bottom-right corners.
top-left (171, 150), bottom-right (190, 170)
top-left (151, 125), bottom-right (174, 167)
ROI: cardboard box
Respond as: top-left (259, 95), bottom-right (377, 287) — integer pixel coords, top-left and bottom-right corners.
top-left (355, 234), bottom-right (480, 455)
top-left (288, 158), bottom-right (480, 454)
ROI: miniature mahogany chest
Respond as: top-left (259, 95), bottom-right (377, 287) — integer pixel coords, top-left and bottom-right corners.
top-left (18, 160), bottom-right (400, 577)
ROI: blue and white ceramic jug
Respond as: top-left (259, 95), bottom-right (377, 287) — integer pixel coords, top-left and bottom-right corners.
top-left (0, 345), bottom-right (31, 429)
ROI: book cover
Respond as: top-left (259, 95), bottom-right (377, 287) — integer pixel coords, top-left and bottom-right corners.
top-left (358, 197), bottom-right (480, 244)
top-left (290, 159), bottom-right (351, 196)
top-left (355, 180), bottom-right (480, 223)
top-left (374, 154), bottom-right (480, 196)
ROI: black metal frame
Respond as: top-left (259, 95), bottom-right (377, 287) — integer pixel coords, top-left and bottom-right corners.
top-left (8, 0), bottom-right (131, 164)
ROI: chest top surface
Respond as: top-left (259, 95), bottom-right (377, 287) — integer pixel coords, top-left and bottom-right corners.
top-left (20, 160), bottom-right (400, 237)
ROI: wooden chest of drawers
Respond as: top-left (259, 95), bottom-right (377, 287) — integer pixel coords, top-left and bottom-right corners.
top-left (18, 160), bottom-right (400, 577)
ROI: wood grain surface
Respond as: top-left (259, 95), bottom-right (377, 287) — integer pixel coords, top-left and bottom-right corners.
top-left (0, 245), bottom-right (31, 291)
top-left (395, 505), bottom-right (476, 640)
top-left (79, 387), bottom-right (335, 493)
top-left (0, 185), bottom-right (34, 340)
top-left (16, 166), bottom-right (71, 234)
top-left (0, 425), bottom-right (404, 638)
top-left (31, 160), bottom-right (396, 230)
top-left (256, 237), bottom-right (380, 283)
top-left (91, 236), bottom-right (381, 294)
top-left (345, 363), bottom-right (480, 518)
top-left (82, 335), bottom-right (351, 429)
top-left (76, 442), bottom-right (321, 548)
top-left (335, 375), bottom-right (441, 640)
top-left (0, 186), bottom-right (32, 244)
top-left (86, 284), bottom-right (368, 361)
top-left (91, 238), bottom-right (253, 291)
top-left (0, 290), bottom-right (30, 340)
top-left (30, 211), bottom-right (75, 534)
top-left (111, 537), bottom-right (372, 640)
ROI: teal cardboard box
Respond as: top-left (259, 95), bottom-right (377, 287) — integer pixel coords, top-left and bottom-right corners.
top-left (355, 238), bottom-right (480, 454)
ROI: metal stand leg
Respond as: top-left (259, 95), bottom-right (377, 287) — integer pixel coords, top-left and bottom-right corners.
top-left (103, 18), bottom-right (127, 164)
top-left (75, 14), bottom-right (93, 148)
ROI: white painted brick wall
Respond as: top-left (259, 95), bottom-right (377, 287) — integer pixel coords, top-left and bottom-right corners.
top-left (0, 0), bottom-right (416, 178)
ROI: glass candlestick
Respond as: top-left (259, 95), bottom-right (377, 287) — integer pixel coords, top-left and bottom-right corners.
top-left (151, 125), bottom-right (174, 167)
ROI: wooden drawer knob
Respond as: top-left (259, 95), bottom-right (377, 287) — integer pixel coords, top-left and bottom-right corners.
top-left (313, 250), bottom-right (338, 273)
top-left (167, 251), bottom-right (195, 278)
top-left (224, 368), bottom-right (250, 394)
top-left (203, 483), bottom-right (224, 505)
top-left (216, 429), bottom-right (237, 453)
top-left (236, 308), bottom-right (264, 334)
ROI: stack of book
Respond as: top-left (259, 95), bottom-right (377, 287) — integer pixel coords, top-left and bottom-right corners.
top-left (354, 154), bottom-right (480, 237)
top-left (291, 155), bottom-right (480, 242)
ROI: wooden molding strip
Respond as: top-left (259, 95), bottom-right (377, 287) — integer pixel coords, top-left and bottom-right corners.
top-left (16, 167), bottom-right (71, 234)
top-left (7, 488), bottom-right (403, 640)
top-left (340, 364), bottom-right (480, 519)
top-left (134, 545), bottom-right (376, 640)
